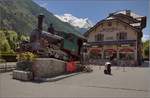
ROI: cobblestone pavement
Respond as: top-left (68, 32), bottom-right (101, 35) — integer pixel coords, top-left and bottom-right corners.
top-left (0, 64), bottom-right (150, 97)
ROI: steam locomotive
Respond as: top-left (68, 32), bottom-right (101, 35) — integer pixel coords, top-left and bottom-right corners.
top-left (18, 14), bottom-right (85, 61)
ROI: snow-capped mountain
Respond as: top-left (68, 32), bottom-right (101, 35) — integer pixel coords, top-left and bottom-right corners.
top-left (55, 14), bottom-right (93, 33)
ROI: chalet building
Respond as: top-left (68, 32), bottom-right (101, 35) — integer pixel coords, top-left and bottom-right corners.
top-left (84, 10), bottom-right (146, 65)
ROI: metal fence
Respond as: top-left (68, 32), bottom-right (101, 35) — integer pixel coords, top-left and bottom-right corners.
top-left (84, 57), bottom-right (136, 67)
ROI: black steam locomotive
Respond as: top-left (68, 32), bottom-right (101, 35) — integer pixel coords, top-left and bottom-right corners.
top-left (18, 14), bottom-right (85, 61)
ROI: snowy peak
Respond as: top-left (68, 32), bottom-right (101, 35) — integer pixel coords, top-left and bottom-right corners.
top-left (55, 14), bottom-right (93, 29)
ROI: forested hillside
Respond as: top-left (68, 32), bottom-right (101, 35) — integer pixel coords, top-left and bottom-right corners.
top-left (0, 0), bottom-right (80, 35)
top-left (0, 0), bottom-right (82, 56)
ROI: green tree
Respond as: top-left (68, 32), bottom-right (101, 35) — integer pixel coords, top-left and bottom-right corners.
top-left (0, 30), bottom-right (11, 53)
top-left (143, 40), bottom-right (149, 59)
top-left (4, 30), bottom-right (18, 51)
top-left (0, 29), bottom-right (30, 54)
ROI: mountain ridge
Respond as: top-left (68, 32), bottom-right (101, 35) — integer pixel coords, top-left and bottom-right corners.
top-left (0, 0), bottom-right (81, 36)
top-left (55, 13), bottom-right (93, 34)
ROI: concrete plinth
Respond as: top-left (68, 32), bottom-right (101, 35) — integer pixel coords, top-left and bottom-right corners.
top-left (13, 70), bottom-right (33, 81)
top-left (32, 58), bottom-right (66, 78)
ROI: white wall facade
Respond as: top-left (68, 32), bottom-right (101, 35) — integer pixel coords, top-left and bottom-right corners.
top-left (86, 20), bottom-right (138, 64)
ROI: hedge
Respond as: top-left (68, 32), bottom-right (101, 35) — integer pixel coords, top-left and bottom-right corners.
top-left (0, 53), bottom-right (17, 62)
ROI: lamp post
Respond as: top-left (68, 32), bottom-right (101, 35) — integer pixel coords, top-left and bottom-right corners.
top-left (81, 42), bottom-right (89, 65)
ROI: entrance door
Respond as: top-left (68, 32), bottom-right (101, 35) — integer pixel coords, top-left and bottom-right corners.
top-left (88, 47), bottom-right (102, 64)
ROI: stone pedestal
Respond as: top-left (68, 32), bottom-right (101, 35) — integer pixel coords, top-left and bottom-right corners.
top-left (13, 70), bottom-right (33, 81)
top-left (32, 58), bottom-right (66, 79)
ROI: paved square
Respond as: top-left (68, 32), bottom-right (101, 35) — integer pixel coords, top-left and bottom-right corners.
top-left (0, 66), bottom-right (150, 97)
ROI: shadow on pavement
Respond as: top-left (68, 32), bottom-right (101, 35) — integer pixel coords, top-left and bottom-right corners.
top-left (85, 85), bottom-right (149, 92)
top-left (32, 72), bottom-right (82, 83)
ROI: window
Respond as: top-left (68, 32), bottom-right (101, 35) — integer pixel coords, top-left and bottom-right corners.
top-left (130, 43), bottom-right (135, 47)
top-left (89, 50), bottom-right (102, 59)
top-left (108, 22), bottom-right (112, 26)
top-left (124, 26), bottom-right (127, 30)
top-left (95, 34), bottom-right (104, 41)
top-left (119, 53), bottom-right (134, 60)
top-left (117, 32), bottom-right (127, 40)
top-left (101, 23), bottom-right (103, 28)
top-left (94, 28), bottom-right (96, 31)
top-left (116, 21), bottom-right (119, 26)
top-left (119, 53), bottom-right (126, 60)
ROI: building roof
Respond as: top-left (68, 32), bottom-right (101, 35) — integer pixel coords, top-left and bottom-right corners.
top-left (113, 10), bottom-right (144, 19)
top-left (84, 10), bottom-right (145, 37)
top-left (84, 18), bottom-right (141, 37)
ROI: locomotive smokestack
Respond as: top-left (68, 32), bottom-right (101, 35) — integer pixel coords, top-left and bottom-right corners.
top-left (38, 14), bottom-right (45, 31)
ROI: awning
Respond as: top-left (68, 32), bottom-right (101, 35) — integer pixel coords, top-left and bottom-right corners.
top-left (119, 48), bottom-right (134, 52)
top-left (104, 49), bottom-right (117, 53)
top-left (89, 48), bottom-right (101, 53)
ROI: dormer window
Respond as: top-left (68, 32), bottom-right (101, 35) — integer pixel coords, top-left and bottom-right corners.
top-left (116, 21), bottom-right (119, 26)
top-left (108, 22), bottom-right (112, 26)
top-left (124, 26), bottom-right (127, 30)
top-left (101, 23), bottom-right (103, 28)
top-left (94, 27), bottom-right (96, 31)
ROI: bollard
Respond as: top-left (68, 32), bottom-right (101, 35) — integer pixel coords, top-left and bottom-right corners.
top-left (5, 62), bottom-right (7, 72)
top-left (123, 64), bottom-right (125, 72)
top-left (99, 65), bottom-right (101, 70)
top-left (116, 65), bottom-right (119, 70)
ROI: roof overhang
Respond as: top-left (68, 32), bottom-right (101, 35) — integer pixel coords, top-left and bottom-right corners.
top-left (84, 18), bottom-right (141, 37)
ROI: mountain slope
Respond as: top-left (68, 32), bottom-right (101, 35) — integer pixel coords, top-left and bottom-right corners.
top-left (55, 14), bottom-right (93, 34)
top-left (55, 14), bottom-right (93, 28)
top-left (0, 0), bottom-right (81, 35)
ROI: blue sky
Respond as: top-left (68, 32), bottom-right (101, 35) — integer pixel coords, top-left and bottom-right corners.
top-left (34, 0), bottom-right (150, 40)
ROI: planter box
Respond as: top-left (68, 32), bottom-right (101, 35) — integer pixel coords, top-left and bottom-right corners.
top-left (13, 70), bottom-right (33, 81)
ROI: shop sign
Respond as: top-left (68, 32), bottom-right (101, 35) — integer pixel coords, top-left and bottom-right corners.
top-left (121, 44), bottom-right (130, 47)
